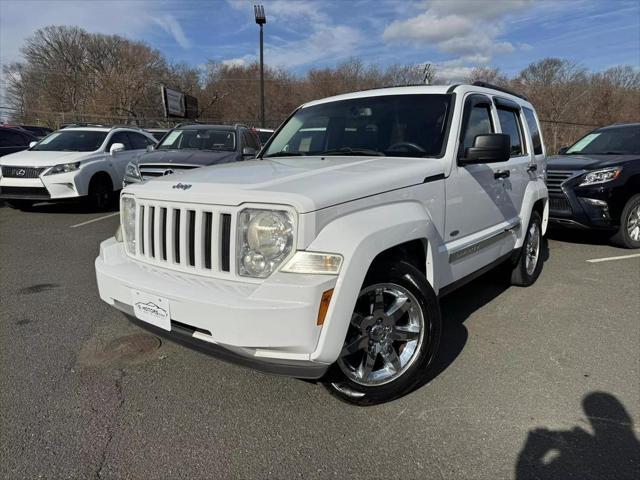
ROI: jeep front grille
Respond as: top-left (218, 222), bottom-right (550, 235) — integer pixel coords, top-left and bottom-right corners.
top-left (139, 164), bottom-right (199, 180)
top-left (1, 166), bottom-right (46, 178)
top-left (133, 201), bottom-right (233, 276)
top-left (546, 170), bottom-right (578, 195)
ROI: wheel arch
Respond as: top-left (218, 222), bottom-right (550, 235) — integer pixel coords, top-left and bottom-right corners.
top-left (517, 180), bottom-right (549, 245)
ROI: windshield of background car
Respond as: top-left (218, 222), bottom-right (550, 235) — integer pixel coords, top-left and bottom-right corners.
top-left (157, 129), bottom-right (236, 151)
top-left (264, 94), bottom-right (452, 158)
top-left (31, 130), bottom-right (108, 152)
top-left (566, 126), bottom-right (640, 155)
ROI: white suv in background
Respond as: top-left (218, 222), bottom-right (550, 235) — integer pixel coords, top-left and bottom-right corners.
top-left (96, 83), bottom-right (548, 405)
top-left (0, 125), bottom-right (156, 209)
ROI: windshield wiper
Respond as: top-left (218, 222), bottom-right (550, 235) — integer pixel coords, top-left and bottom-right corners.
top-left (262, 152), bottom-right (305, 158)
top-left (318, 147), bottom-right (385, 156)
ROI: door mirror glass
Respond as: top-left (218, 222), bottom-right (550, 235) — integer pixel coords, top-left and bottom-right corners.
top-left (29, 141), bottom-right (37, 148)
top-left (461, 134), bottom-right (510, 164)
top-left (146, 144), bottom-right (155, 152)
top-left (110, 143), bottom-right (125, 155)
top-left (558, 146), bottom-right (568, 155)
top-left (242, 146), bottom-right (257, 157)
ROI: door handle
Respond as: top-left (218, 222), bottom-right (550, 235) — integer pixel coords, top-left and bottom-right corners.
top-left (527, 165), bottom-right (537, 172)
top-left (494, 170), bottom-right (510, 179)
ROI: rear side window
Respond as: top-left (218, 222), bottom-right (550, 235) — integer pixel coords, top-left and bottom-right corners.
top-left (497, 108), bottom-right (524, 156)
top-left (462, 106), bottom-right (494, 150)
top-left (107, 132), bottom-right (131, 151)
top-left (243, 130), bottom-right (259, 150)
top-left (127, 132), bottom-right (153, 150)
top-left (523, 107), bottom-right (543, 155)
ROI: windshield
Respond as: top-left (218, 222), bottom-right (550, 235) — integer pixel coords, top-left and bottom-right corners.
top-left (157, 129), bottom-right (236, 151)
top-left (566, 126), bottom-right (640, 155)
top-left (263, 94), bottom-right (452, 158)
top-left (31, 130), bottom-right (107, 152)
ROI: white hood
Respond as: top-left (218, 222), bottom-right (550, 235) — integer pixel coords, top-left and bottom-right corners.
top-left (125, 156), bottom-right (445, 213)
top-left (0, 150), bottom-right (90, 167)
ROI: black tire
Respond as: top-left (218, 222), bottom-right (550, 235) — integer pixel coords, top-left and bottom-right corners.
top-left (6, 200), bottom-right (34, 210)
top-left (510, 210), bottom-right (544, 287)
top-left (88, 175), bottom-right (113, 211)
top-left (323, 261), bottom-right (442, 406)
top-left (611, 194), bottom-right (640, 249)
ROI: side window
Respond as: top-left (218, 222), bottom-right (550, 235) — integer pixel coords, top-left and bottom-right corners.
top-left (497, 108), bottom-right (525, 156)
top-left (523, 107), bottom-right (543, 155)
top-left (127, 132), bottom-right (151, 150)
top-left (0, 130), bottom-right (28, 147)
top-left (243, 130), bottom-right (259, 150)
top-left (462, 106), bottom-right (494, 150)
top-left (106, 132), bottom-right (131, 151)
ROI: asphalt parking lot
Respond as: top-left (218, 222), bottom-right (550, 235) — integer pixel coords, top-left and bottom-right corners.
top-left (1, 201), bottom-right (638, 480)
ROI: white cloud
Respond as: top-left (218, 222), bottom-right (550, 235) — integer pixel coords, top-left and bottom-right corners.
top-left (153, 14), bottom-right (191, 50)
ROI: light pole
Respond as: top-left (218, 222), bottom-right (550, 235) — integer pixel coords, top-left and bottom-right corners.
top-left (254, 5), bottom-right (266, 128)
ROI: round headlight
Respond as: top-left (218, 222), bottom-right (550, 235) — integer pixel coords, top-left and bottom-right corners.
top-left (246, 211), bottom-right (292, 260)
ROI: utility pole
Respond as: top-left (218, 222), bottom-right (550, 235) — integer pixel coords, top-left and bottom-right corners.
top-left (254, 5), bottom-right (266, 128)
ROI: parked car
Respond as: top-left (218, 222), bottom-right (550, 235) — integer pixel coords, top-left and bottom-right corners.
top-left (145, 128), bottom-right (169, 142)
top-left (252, 127), bottom-right (274, 146)
top-left (547, 123), bottom-right (640, 248)
top-left (0, 125), bottom-right (156, 209)
top-left (123, 123), bottom-right (260, 185)
top-left (0, 127), bottom-right (37, 158)
top-left (18, 125), bottom-right (53, 139)
top-left (96, 83), bottom-right (548, 405)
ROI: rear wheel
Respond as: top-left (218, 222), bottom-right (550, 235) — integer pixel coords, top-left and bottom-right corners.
top-left (88, 175), bottom-right (113, 211)
top-left (323, 261), bottom-right (441, 405)
top-left (509, 210), bottom-right (544, 286)
top-left (611, 194), bottom-right (640, 249)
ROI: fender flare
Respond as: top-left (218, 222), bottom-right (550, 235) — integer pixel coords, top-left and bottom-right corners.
top-left (516, 180), bottom-right (549, 247)
top-left (77, 160), bottom-right (118, 196)
top-left (304, 201), bottom-right (442, 364)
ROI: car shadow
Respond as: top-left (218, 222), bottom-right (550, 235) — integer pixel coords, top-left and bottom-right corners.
top-left (547, 225), bottom-right (613, 247)
top-left (516, 391), bottom-right (640, 480)
top-left (0, 199), bottom-right (118, 214)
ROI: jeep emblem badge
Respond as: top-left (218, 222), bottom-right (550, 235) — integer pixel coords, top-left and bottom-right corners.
top-left (172, 183), bottom-right (192, 190)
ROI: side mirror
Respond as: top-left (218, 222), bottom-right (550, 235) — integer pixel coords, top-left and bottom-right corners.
top-left (29, 141), bottom-right (37, 148)
top-left (461, 134), bottom-right (511, 164)
top-left (558, 146), bottom-right (568, 155)
top-left (146, 144), bottom-right (155, 152)
top-left (242, 146), bottom-right (257, 158)
top-left (110, 143), bottom-right (125, 155)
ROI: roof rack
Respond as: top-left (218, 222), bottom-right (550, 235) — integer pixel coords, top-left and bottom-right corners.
top-left (471, 81), bottom-right (528, 101)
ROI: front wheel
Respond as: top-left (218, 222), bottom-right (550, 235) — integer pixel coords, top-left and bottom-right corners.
top-left (611, 194), bottom-right (640, 249)
top-left (509, 210), bottom-right (544, 286)
top-left (323, 261), bottom-right (441, 405)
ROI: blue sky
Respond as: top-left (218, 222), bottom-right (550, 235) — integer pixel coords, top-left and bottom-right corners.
top-left (0, 0), bottom-right (639, 83)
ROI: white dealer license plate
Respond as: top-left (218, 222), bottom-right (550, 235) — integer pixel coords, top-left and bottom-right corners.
top-left (132, 290), bottom-right (171, 331)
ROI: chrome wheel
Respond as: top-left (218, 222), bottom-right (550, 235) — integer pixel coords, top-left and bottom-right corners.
top-left (525, 221), bottom-right (541, 276)
top-left (627, 204), bottom-right (640, 242)
top-left (337, 283), bottom-right (425, 386)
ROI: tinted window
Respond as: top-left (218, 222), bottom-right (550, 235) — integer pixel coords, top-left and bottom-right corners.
top-left (31, 130), bottom-right (107, 152)
top-left (462, 106), bottom-right (494, 150)
top-left (0, 130), bottom-right (28, 147)
top-left (264, 94), bottom-right (452, 158)
top-left (523, 107), bottom-right (542, 155)
top-left (107, 132), bottom-right (131, 150)
top-left (128, 132), bottom-right (152, 150)
top-left (566, 126), bottom-right (640, 155)
top-left (157, 129), bottom-right (236, 151)
top-left (243, 130), bottom-right (259, 150)
top-left (497, 108), bottom-right (524, 156)
top-left (151, 131), bottom-right (167, 141)
top-left (257, 130), bottom-right (273, 145)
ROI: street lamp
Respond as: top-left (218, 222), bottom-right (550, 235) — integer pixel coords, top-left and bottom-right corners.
top-left (254, 5), bottom-right (266, 128)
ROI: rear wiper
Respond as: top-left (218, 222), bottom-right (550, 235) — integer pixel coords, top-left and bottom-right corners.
top-left (318, 147), bottom-right (385, 156)
top-left (262, 152), bottom-right (304, 158)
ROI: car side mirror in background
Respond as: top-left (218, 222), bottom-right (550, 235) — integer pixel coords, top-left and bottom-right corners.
top-left (460, 134), bottom-right (511, 165)
top-left (146, 144), bottom-right (155, 152)
top-left (29, 141), bottom-right (37, 148)
top-left (558, 146), bottom-right (568, 155)
top-left (110, 143), bottom-right (125, 155)
top-left (242, 147), bottom-right (257, 158)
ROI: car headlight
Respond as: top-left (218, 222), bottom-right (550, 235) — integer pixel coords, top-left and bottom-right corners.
top-left (237, 208), bottom-right (294, 278)
top-left (124, 161), bottom-right (142, 182)
top-left (579, 167), bottom-right (621, 186)
top-left (121, 196), bottom-right (137, 254)
top-left (45, 162), bottom-right (80, 175)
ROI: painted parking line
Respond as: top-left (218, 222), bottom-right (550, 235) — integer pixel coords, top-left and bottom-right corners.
top-left (586, 253), bottom-right (640, 263)
top-left (70, 212), bottom-right (119, 228)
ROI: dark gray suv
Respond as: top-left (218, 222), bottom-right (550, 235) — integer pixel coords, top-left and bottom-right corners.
top-left (124, 123), bottom-right (260, 185)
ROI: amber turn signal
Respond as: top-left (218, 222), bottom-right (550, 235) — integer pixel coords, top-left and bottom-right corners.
top-left (316, 289), bottom-right (334, 326)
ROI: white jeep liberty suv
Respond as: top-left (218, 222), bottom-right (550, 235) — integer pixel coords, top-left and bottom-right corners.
top-left (96, 83), bottom-right (549, 405)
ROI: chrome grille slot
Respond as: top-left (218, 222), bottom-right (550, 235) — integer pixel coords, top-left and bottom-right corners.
top-left (130, 200), bottom-right (235, 279)
top-left (546, 170), bottom-right (577, 195)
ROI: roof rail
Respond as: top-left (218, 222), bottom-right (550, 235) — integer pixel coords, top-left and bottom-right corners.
top-left (233, 123), bottom-right (249, 129)
top-left (174, 122), bottom-right (199, 128)
top-left (109, 124), bottom-right (144, 131)
top-left (61, 122), bottom-right (109, 128)
top-left (471, 81), bottom-right (528, 101)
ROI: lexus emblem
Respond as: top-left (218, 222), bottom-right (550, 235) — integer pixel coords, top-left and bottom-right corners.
top-left (172, 183), bottom-right (192, 190)
top-left (162, 169), bottom-right (174, 176)
top-left (16, 169), bottom-right (26, 177)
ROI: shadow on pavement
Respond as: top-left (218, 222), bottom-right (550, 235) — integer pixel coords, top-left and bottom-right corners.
top-left (0, 199), bottom-right (118, 214)
top-left (547, 225), bottom-right (613, 247)
top-left (516, 392), bottom-right (640, 480)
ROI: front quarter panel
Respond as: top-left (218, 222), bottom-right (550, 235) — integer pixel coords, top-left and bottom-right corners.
top-left (302, 201), bottom-right (440, 364)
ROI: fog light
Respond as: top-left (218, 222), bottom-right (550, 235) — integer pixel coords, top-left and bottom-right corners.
top-left (242, 250), bottom-right (267, 276)
top-left (581, 198), bottom-right (610, 219)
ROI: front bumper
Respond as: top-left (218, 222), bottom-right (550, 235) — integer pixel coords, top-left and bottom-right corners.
top-left (0, 171), bottom-right (83, 200)
top-left (95, 238), bottom-right (337, 379)
top-left (549, 185), bottom-right (618, 231)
